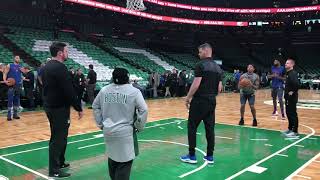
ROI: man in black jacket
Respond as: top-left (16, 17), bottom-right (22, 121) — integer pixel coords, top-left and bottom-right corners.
top-left (22, 66), bottom-right (35, 110)
top-left (74, 68), bottom-right (86, 106)
top-left (0, 64), bottom-right (8, 111)
top-left (42, 42), bottom-right (83, 178)
top-left (86, 64), bottom-right (96, 107)
top-left (283, 59), bottom-right (300, 138)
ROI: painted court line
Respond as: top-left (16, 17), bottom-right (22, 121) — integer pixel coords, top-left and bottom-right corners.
top-left (78, 142), bottom-right (105, 150)
top-left (250, 139), bottom-right (268, 141)
top-left (2, 136), bottom-right (102, 157)
top-left (0, 119), bottom-right (182, 179)
top-left (145, 121), bottom-right (181, 129)
top-left (308, 137), bottom-right (317, 140)
top-left (264, 144), bottom-right (273, 147)
top-left (216, 136), bottom-right (233, 140)
top-left (138, 139), bottom-right (208, 178)
top-left (295, 175), bottom-right (311, 179)
top-left (0, 156), bottom-right (49, 179)
top-left (285, 137), bottom-right (300, 140)
top-left (0, 118), bottom-right (177, 150)
top-left (0, 175), bottom-right (9, 180)
top-left (285, 152), bottom-right (320, 180)
top-left (226, 124), bottom-right (315, 180)
top-left (1, 121), bottom-right (181, 157)
top-left (247, 165), bottom-right (267, 174)
top-left (178, 126), bottom-right (183, 130)
top-left (293, 144), bottom-right (304, 148)
top-left (276, 154), bottom-right (288, 157)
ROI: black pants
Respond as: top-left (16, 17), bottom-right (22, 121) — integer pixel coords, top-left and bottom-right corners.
top-left (0, 86), bottom-right (7, 110)
top-left (76, 89), bottom-right (84, 106)
top-left (45, 107), bottom-right (70, 174)
top-left (108, 158), bottom-right (133, 180)
top-left (87, 84), bottom-right (95, 105)
top-left (188, 96), bottom-right (216, 156)
top-left (285, 94), bottom-right (299, 133)
top-left (178, 86), bottom-right (185, 97)
top-left (24, 87), bottom-right (35, 109)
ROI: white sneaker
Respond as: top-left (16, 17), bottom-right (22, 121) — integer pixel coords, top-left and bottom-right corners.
top-left (286, 132), bottom-right (299, 138)
top-left (282, 130), bottom-right (292, 134)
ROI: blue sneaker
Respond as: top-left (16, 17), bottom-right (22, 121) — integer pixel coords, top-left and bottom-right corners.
top-left (203, 156), bottom-right (214, 164)
top-left (180, 154), bottom-right (197, 164)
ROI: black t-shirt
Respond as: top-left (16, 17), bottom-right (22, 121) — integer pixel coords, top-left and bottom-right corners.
top-left (285, 69), bottom-right (299, 95)
top-left (87, 69), bottom-right (97, 84)
top-left (23, 71), bottom-right (35, 89)
top-left (42, 60), bottom-right (82, 111)
top-left (193, 58), bottom-right (223, 97)
top-left (0, 71), bottom-right (4, 89)
top-left (74, 73), bottom-right (86, 91)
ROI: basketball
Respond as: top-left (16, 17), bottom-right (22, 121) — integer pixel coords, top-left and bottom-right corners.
top-left (239, 78), bottom-right (252, 88)
top-left (6, 78), bottom-right (16, 86)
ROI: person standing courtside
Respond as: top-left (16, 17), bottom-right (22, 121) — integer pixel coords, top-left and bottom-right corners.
top-left (42, 42), bottom-right (83, 178)
top-left (86, 64), bottom-right (97, 108)
top-left (238, 64), bottom-right (260, 127)
top-left (3, 55), bottom-right (24, 121)
top-left (181, 43), bottom-right (223, 164)
top-left (0, 64), bottom-right (8, 111)
top-left (74, 68), bottom-right (86, 106)
top-left (283, 59), bottom-right (300, 138)
top-left (22, 66), bottom-right (35, 110)
top-left (268, 59), bottom-right (286, 119)
top-left (93, 67), bottom-right (148, 180)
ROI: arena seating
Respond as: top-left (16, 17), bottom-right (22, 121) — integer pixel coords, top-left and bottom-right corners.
top-left (4, 27), bottom-right (150, 88)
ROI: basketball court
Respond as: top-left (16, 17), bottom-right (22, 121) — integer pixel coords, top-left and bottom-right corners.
top-left (0, 90), bottom-right (320, 180)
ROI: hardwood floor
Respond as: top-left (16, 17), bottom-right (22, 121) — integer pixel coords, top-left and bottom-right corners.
top-left (0, 89), bottom-right (319, 178)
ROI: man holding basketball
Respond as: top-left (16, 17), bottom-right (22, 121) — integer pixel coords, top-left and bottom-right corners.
top-left (181, 43), bottom-right (223, 164)
top-left (3, 55), bottom-right (24, 121)
top-left (238, 64), bottom-right (259, 126)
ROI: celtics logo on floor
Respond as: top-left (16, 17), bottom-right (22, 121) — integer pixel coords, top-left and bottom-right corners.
top-left (264, 100), bottom-right (320, 110)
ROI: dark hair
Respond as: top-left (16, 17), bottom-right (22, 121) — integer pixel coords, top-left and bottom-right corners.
top-left (198, 43), bottom-right (212, 50)
top-left (112, 67), bottom-right (129, 85)
top-left (50, 42), bottom-right (67, 57)
top-left (89, 64), bottom-right (93, 69)
top-left (248, 64), bottom-right (255, 69)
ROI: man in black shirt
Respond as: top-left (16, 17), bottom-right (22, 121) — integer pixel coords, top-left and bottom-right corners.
top-left (169, 69), bottom-right (178, 97)
top-left (74, 68), bottom-right (86, 106)
top-left (42, 42), bottom-right (83, 178)
top-left (0, 64), bottom-right (8, 110)
top-left (180, 43), bottom-right (223, 164)
top-left (22, 66), bottom-right (35, 110)
top-left (283, 59), bottom-right (300, 138)
top-left (86, 64), bottom-right (96, 107)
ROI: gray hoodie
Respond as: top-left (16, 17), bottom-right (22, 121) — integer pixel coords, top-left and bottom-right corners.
top-left (92, 83), bottom-right (148, 162)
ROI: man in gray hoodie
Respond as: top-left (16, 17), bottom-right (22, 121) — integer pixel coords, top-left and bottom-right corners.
top-left (93, 67), bottom-right (148, 180)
